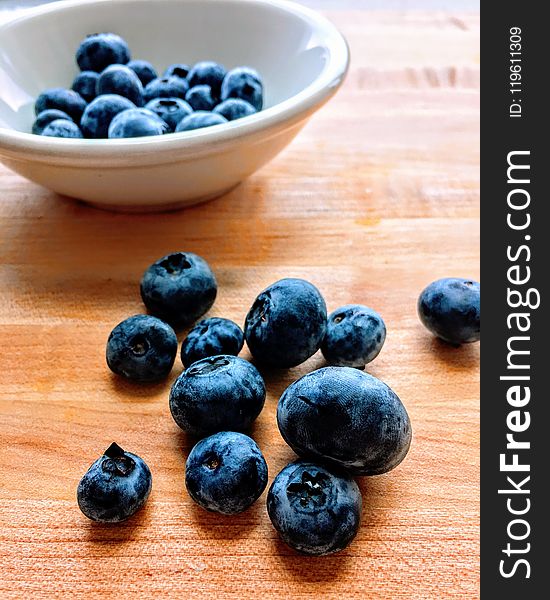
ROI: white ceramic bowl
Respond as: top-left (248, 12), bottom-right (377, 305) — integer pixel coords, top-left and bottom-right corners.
top-left (0, 0), bottom-right (349, 211)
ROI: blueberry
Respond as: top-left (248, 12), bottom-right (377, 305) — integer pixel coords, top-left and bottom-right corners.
top-left (277, 367), bottom-right (412, 475)
top-left (213, 98), bottom-right (256, 121)
top-left (185, 431), bottom-right (268, 514)
top-left (221, 67), bottom-right (263, 111)
top-left (267, 461), bottom-right (362, 555)
top-left (140, 252), bottom-right (217, 328)
top-left (106, 314), bottom-right (177, 382)
top-left (164, 63), bottom-right (190, 80)
top-left (244, 278), bottom-right (327, 368)
top-left (77, 442), bottom-right (152, 523)
top-left (96, 65), bottom-right (144, 106)
top-left (76, 33), bottom-right (131, 73)
top-left (417, 277), bottom-right (480, 345)
top-left (181, 317), bottom-right (244, 368)
top-left (175, 111), bottom-right (227, 132)
top-left (321, 304), bottom-right (386, 369)
top-left (32, 109), bottom-right (73, 135)
top-left (185, 85), bottom-right (217, 111)
top-left (187, 61), bottom-right (226, 97)
top-left (71, 71), bottom-right (99, 103)
top-left (34, 88), bottom-right (87, 122)
top-left (108, 108), bottom-right (168, 138)
top-left (127, 59), bottom-right (157, 86)
top-left (169, 355), bottom-right (266, 437)
top-left (80, 94), bottom-right (135, 138)
top-left (143, 76), bottom-right (189, 103)
top-left (41, 119), bottom-right (83, 138)
top-left (145, 97), bottom-right (193, 132)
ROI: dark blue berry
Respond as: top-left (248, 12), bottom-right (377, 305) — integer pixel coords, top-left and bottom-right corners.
top-left (277, 367), bottom-right (412, 475)
top-left (32, 109), bottom-right (72, 135)
top-left (164, 63), bottom-right (190, 80)
top-left (96, 65), bottom-right (144, 106)
top-left (181, 317), bottom-right (244, 368)
top-left (72, 71), bottom-right (99, 103)
top-left (418, 277), bottom-right (480, 345)
top-left (267, 461), bottom-right (362, 555)
top-left (140, 252), bottom-right (217, 328)
top-left (34, 88), bottom-right (87, 122)
top-left (244, 278), bottom-right (327, 368)
top-left (80, 94), bottom-right (135, 138)
top-left (76, 33), bottom-right (130, 73)
top-left (127, 60), bottom-right (157, 86)
top-left (143, 76), bottom-right (189, 103)
top-left (175, 111), bottom-right (227, 132)
top-left (169, 355), bottom-right (266, 437)
top-left (185, 85), bottom-right (217, 111)
top-left (106, 314), bottom-right (177, 382)
top-left (322, 304), bottom-right (386, 368)
top-left (41, 119), bottom-right (83, 138)
top-left (185, 431), bottom-right (268, 514)
top-left (213, 98), bottom-right (256, 121)
top-left (221, 67), bottom-right (263, 111)
top-left (145, 97), bottom-right (193, 132)
top-left (187, 61), bottom-right (226, 97)
top-left (108, 108), bottom-right (168, 138)
top-left (77, 442), bottom-right (152, 523)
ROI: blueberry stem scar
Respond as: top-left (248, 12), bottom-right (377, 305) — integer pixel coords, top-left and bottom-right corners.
top-left (104, 442), bottom-right (125, 458)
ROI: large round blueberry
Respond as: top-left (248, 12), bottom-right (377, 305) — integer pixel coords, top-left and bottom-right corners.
top-left (32, 109), bottom-right (73, 135)
top-left (34, 88), bottom-right (87, 122)
top-left (127, 60), bottom-right (158, 86)
top-left (175, 111), bottom-right (227, 132)
top-left (106, 314), bottom-right (177, 383)
top-left (267, 461), bottom-right (362, 555)
top-left (143, 76), bottom-right (189, 103)
top-left (185, 85), bottom-right (217, 111)
top-left (169, 355), bottom-right (266, 437)
top-left (140, 252), bottom-right (217, 328)
top-left (321, 304), bottom-right (386, 369)
top-left (181, 317), bottom-right (244, 368)
top-left (96, 65), bottom-right (144, 106)
top-left (145, 97), bottom-right (193, 132)
top-left (418, 277), bottom-right (480, 345)
top-left (72, 71), bottom-right (99, 103)
top-left (244, 278), bottom-right (327, 368)
top-left (80, 94), bottom-right (135, 138)
top-left (187, 61), bottom-right (226, 97)
top-left (41, 119), bottom-right (83, 138)
top-left (221, 67), bottom-right (263, 111)
top-left (213, 98), bottom-right (256, 121)
top-left (277, 367), bottom-right (412, 475)
top-left (185, 431), bottom-right (268, 514)
top-left (164, 63), bottom-right (190, 80)
top-left (108, 108), bottom-right (168, 138)
top-left (77, 442), bottom-right (152, 523)
top-left (76, 33), bottom-right (131, 73)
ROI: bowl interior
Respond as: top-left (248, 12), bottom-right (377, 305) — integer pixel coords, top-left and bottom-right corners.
top-left (0, 0), bottom-right (336, 133)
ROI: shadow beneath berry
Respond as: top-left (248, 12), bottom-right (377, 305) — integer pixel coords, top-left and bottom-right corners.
top-left (425, 335), bottom-right (480, 371)
top-left (83, 499), bottom-right (153, 545)
top-left (272, 537), bottom-right (354, 580)
top-left (187, 498), bottom-right (263, 540)
top-left (108, 372), bottom-right (176, 401)
top-left (253, 352), bottom-right (327, 401)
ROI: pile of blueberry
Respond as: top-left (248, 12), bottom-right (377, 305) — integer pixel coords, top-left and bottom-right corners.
top-left (77, 251), bottom-right (480, 555)
top-left (32, 33), bottom-right (263, 139)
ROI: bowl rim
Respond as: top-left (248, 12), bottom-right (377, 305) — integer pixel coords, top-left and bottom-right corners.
top-left (0, 0), bottom-right (350, 164)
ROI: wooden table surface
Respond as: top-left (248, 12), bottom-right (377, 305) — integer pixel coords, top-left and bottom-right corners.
top-left (0, 3), bottom-right (480, 598)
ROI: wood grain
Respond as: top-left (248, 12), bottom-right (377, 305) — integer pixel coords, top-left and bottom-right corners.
top-left (0, 6), bottom-right (480, 599)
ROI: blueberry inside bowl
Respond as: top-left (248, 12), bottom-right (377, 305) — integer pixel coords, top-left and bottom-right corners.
top-left (0, 0), bottom-right (349, 211)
